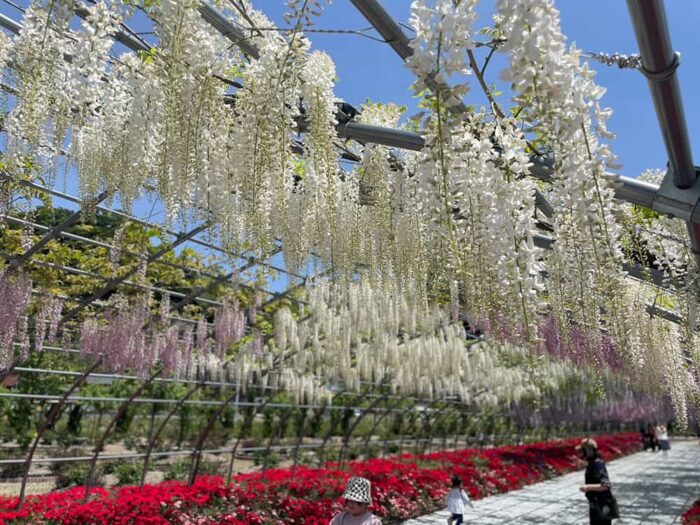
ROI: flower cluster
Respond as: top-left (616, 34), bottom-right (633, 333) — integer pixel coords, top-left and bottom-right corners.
top-left (0, 270), bottom-right (32, 368)
top-left (683, 498), bottom-right (700, 525)
top-left (270, 280), bottom-right (603, 407)
top-left (0, 432), bottom-right (641, 524)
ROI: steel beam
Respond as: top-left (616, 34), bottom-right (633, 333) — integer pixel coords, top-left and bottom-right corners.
top-left (2, 8), bottom-right (695, 227)
top-left (74, 2), bottom-right (150, 53)
top-left (348, 0), bottom-right (552, 218)
top-left (626, 0), bottom-right (700, 268)
top-left (197, 1), bottom-right (259, 59)
top-left (0, 250), bottom-right (223, 307)
top-left (626, 0), bottom-right (695, 189)
top-left (0, 12), bottom-right (21, 34)
top-left (0, 175), bottom-right (299, 280)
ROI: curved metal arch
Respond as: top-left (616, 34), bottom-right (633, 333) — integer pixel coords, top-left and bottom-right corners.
top-left (291, 405), bottom-right (326, 474)
top-left (418, 403), bottom-right (452, 455)
top-left (188, 384), bottom-right (243, 485)
top-left (362, 397), bottom-right (403, 458)
top-left (437, 409), bottom-right (463, 452)
top-left (398, 398), bottom-right (444, 458)
top-left (337, 392), bottom-right (388, 469)
top-left (140, 380), bottom-right (206, 486)
top-left (316, 390), bottom-right (350, 467)
top-left (188, 351), bottom-right (293, 485)
top-left (84, 367), bottom-right (161, 501)
top-left (383, 401), bottom-right (418, 458)
top-left (432, 408), bottom-right (459, 453)
top-left (260, 403), bottom-right (297, 475)
top-left (17, 357), bottom-right (102, 509)
top-left (225, 392), bottom-right (276, 485)
top-left (452, 409), bottom-right (472, 451)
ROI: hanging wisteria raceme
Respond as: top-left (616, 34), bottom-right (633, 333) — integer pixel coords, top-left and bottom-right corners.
top-left (225, 4), bottom-right (306, 255)
top-left (633, 169), bottom-right (700, 414)
top-left (3, 0), bottom-right (74, 165)
top-left (214, 296), bottom-right (245, 359)
top-left (496, 0), bottom-right (635, 364)
top-left (538, 315), bottom-right (623, 373)
top-left (76, 291), bottom-right (247, 381)
top-left (406, 0), bottom-right (543, 347)
top-left (510, 386), bottom-right (675, 429)
top-left (33, 295), bottom-right (63, 354)
top-left (0, 30), bottom-right (13, 73)
top-left (296, 50), bottom-right (353, 275)
top-left (267, 279), bottom-right (589, 406)
top-left (0, 270), bottom-right (32, 369)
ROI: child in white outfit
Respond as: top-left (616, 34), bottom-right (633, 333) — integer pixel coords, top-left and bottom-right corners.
top-left (446, 475), bottom-right (474, 525)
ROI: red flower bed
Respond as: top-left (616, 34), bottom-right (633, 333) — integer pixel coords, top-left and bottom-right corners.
top-left (0, 432), bottom-right (641, 524)
top-left (683, 498), bottom-right (700, 525)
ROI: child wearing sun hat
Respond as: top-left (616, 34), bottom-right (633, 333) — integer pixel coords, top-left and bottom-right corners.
top-left (329, 476), bottom-right (382, 525)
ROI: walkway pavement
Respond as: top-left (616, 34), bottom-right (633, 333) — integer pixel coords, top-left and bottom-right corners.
top-left (402, 439), bottom-right (700, 524)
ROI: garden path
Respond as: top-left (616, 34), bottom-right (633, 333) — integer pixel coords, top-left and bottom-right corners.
top-left (401, 439), bottom-right (700, 524)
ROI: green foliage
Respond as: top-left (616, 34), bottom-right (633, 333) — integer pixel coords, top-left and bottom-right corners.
top-left (53, 462), bottom-right (103, 489)
top-left (254, 450), bottom-right (280, 468)
top-left (113, 461), bottom-right (144, 486)
top-left (164, 459), bottom-right (190, 481)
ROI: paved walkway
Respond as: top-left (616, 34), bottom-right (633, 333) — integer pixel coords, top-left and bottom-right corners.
top-left (402, 440), bottom-right (700, 524)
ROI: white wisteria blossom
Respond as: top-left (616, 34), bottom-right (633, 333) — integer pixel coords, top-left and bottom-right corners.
top-left (0, 0), bottom-right (696, 425)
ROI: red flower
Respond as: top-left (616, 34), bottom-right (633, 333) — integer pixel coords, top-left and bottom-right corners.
top-left (0, 433), bottom-right (641, 524)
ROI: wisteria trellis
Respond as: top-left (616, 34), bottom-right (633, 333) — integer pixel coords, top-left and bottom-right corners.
top-left (0, 0), bottom-right (698, 434)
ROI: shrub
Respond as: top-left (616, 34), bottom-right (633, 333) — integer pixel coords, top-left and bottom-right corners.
top-left (54, 462), bottom-right (103, 489)
top-left (164, 459), bottom-right (190, 481)
top-left (114, 462), bottom-right (144, 486)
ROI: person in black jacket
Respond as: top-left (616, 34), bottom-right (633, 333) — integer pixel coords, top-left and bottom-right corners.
top-left (577, 438), bottom-right (617, 525)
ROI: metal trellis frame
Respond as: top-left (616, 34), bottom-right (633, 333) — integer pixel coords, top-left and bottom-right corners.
top-left (0, 1), bottom-right (694, 499)
top-left (3, 191), bottom-right (110, 273)
top-left (626, 0), bottom-right (700, 270)
top-left (60, 221), bottom-right (213, 326)
top-left (0, 175), bottom-right (301, 280)
top-left (0, 250), bottom-right (224, 308)
top-left (1, 213), bottom-right (217, 283)
top-left (17, 357), bottom-right (103, 509)
top-left (140, 379), bottom-right (205, 486)
top-left (83, 368), bottom-right (162, 500)
top-left (346, 0), bottom-right (700, 230)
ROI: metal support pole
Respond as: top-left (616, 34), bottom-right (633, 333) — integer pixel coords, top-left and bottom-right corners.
top-left (169, 246), bottom-right (281, 312)
top-left (362, 398), bottom-right (400, 457)
top-left (260, 405), bottom-right (295, 475)
top-left (197, 1), bottom-right (259, 59)
top-left (17, 357), bottom-right (102, 510)
top-left (626, 0), bottom-right (700, 268)
top-left (338, 393), bottom-right (385, 468)
top-left (1, 175), bottom-right (298, 279)
top-left (84, 368), bottom-right (161, 501)
top-left (140, 381), bottom-right (205, 486)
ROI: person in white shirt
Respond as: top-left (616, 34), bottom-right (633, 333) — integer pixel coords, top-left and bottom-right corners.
top-left (656, 424), bottom-right (671, 456)
top-left (445, 475), bottom-right (474, 525)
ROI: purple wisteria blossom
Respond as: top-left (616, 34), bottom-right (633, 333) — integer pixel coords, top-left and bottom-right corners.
top-left (0, 270), bottom-right (32, 368)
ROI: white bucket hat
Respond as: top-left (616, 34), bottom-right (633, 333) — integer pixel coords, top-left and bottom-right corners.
top-left (342, 476), bottom-right (372, 504)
